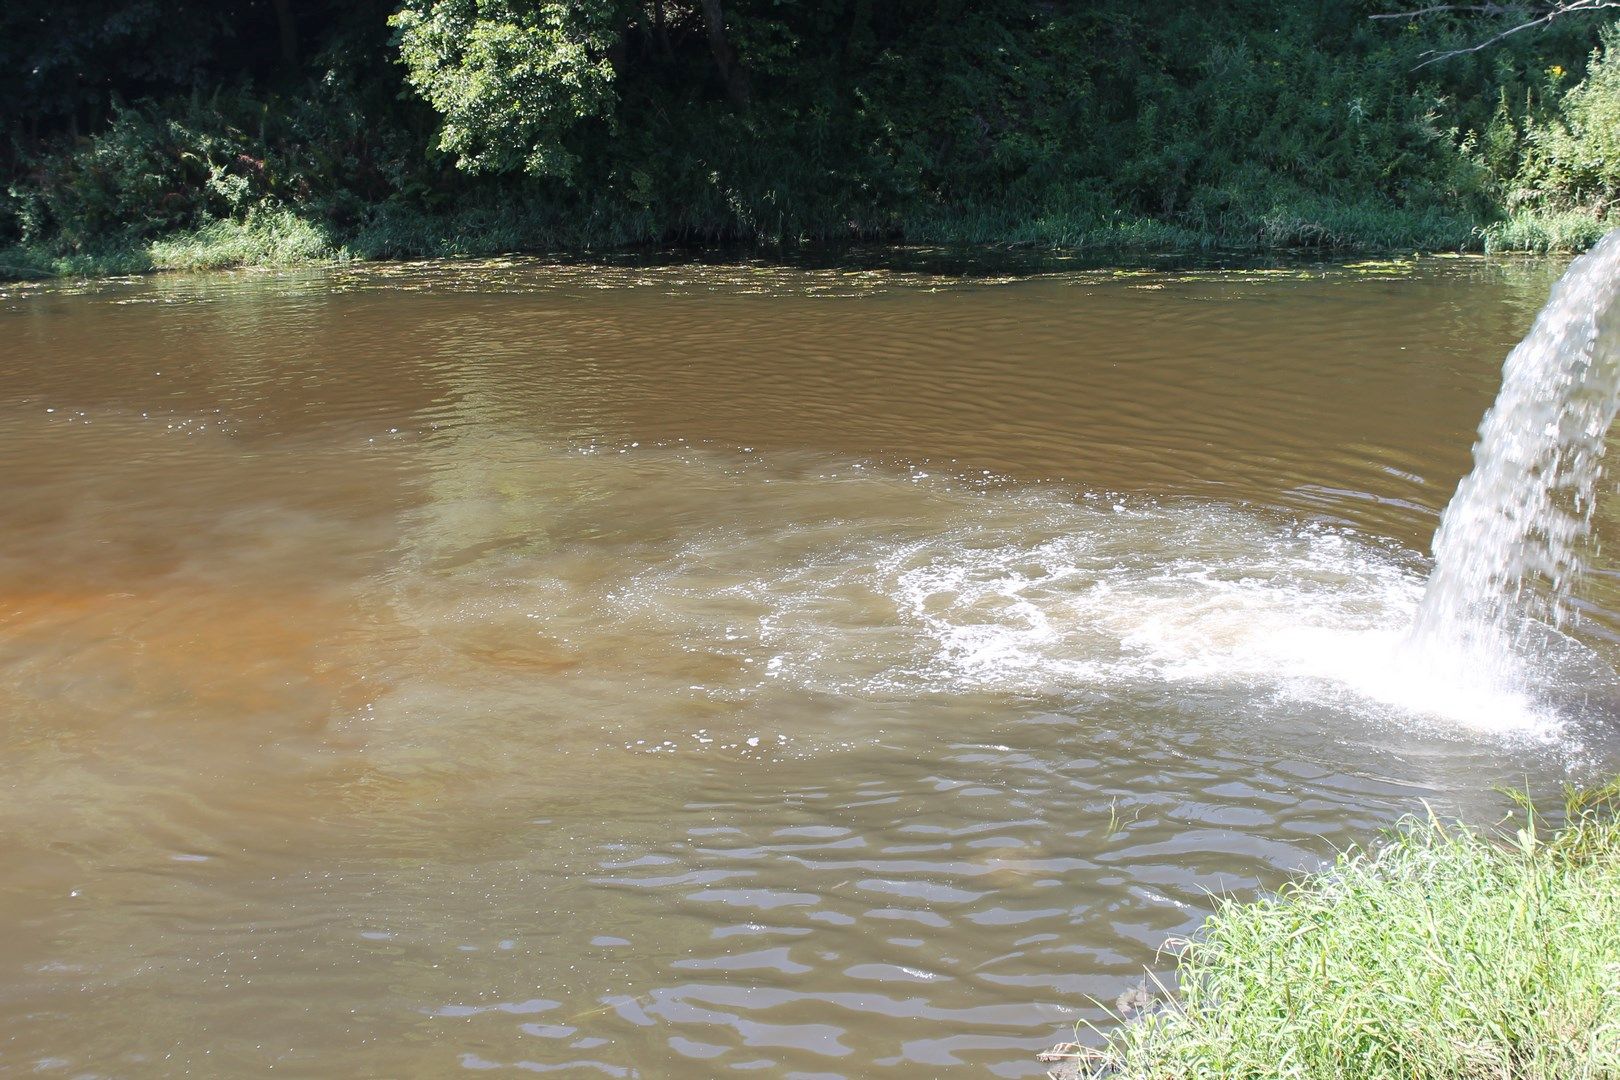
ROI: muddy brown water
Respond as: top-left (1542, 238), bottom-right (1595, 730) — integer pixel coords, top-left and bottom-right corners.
top-left (2, 255), bottom-right (1618, 1078)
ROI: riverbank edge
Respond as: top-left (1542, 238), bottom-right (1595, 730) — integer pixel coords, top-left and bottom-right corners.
top-left (1046, 780), bottom-right (1620, 1079)
top-left (1, 205), bottom-right (1610, 283)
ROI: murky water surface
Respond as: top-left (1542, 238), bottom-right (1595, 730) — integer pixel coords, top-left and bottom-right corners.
top-left (3, 254), bottom-right (1619, 1077)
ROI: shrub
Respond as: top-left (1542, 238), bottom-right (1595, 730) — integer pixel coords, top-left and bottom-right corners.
top-left (6, 99), bottom-right (272, 249)
top-left (1515, 26), bottom-right (1620, 220)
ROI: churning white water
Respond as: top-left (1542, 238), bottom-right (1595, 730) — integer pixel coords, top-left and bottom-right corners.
top-left (696, 229), bottom-right (1620, 742)
top-left (1416, 230), bottom-right (1620, 646)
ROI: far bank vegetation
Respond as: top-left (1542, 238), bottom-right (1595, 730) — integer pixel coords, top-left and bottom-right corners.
top-left (6, 2), bottom-right (1620, 278)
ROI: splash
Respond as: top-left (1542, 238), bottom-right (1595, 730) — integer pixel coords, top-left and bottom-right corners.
top-left (1414, 230), bottom-right (1620, 651)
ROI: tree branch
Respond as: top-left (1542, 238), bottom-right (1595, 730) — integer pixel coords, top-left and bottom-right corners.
top-left (1372, 0), bottom-right (1620, 68)
top-left (1370, 4), bottom-right (1522, 20)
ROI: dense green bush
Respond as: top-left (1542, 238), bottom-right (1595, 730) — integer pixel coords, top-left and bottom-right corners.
top-left (1518, 26), bottom-right (1620, 215)
top-left (7, 100), bottom-right (273, 249)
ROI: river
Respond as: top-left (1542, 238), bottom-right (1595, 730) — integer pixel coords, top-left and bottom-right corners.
top-left (3, 254), bottom-right (1617, 1077)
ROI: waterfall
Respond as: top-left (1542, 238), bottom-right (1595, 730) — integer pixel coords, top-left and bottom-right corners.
top-left (1414, 230), bottom-right (1620, 650)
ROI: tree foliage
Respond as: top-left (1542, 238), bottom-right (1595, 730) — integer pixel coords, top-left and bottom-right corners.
top-left (391, 0), bottom-right (625, 179)
top-left (3, 0), bottom-right (1619, 262)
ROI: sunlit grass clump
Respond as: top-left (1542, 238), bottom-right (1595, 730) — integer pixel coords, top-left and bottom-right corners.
top-left (1072, 782), bottom-right (1620, 1079)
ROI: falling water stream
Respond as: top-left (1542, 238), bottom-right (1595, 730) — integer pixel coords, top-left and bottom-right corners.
top-left (2, 254), bottom-right (1619, 1077)
top-left (1399, 231), bottom-right (1620, 735)
top-left (1418, 230), bottom-right (1620, 642)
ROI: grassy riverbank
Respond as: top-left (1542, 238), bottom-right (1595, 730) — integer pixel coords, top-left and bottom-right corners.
top-left (1, 203), bottom-right (1610, 284)
top-left (1054, 782), bottom-right (1620, 1079)
top-left (5, 4), bottom-right (1620, 281)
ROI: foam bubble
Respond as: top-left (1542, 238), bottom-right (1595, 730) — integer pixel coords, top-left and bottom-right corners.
top-left (731, 498), bottom-right (1604, 740)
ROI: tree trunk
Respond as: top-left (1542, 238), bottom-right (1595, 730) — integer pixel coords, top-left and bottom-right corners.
top-left (652, 1), bottom-right (673, 61)
top-left (698, 0), bottom-right (750, 106)
top-left (270, 0), bottom-right (300, 68)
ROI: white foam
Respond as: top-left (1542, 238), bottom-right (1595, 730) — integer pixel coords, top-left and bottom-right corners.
top-left (392, 437), bottom-right (1610, 749)
top-left (735, 500), bottom-right (1594, 739)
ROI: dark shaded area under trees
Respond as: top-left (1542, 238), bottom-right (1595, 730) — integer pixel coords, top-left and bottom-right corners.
top-left (3, 0), bottom-right (1619, 276)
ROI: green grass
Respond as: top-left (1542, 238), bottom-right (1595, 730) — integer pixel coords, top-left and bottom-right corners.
top-left (144, 208), bottom-right (340, 270)
top-left (1067, 781), bottom-right (1620, 1079)
top-left (1, 201), bottom-right (1610, 284)
top-left (895, 199), bottom-right (1484, 254)
top-left (0, 243), bottom-right (148, 280)
top-left (0, 207), bottom-right (343, 280)
top-left (1485, 210), bottom-right (1617, 254)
